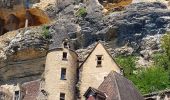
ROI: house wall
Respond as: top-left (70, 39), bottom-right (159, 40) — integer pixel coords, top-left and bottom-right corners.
top-left (79, 43), bottom-right (120, 100)
top-left (44, 48), bottom-right (78, 100)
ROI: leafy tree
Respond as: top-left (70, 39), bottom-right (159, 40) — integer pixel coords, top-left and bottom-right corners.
top-left (115, 55), bottom-right (136, 77)
top-left (152, 53), bottom-right (170, 70)
top-left (129, 67), bottom-right (170, 94)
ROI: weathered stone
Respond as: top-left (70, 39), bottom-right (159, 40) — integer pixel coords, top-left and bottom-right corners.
top-left (0, 26), bottom-right (49, 83)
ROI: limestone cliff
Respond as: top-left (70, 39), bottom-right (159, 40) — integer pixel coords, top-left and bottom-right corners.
top-left (0, 0), bottom-right (170, 84)
top-left (0, 26), bottom-right (49, 84)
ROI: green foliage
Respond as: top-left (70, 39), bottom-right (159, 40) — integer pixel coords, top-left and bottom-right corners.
top-left (129, 67), bottom-right (170, 94)
top-left (115, 55), bottom-right (137, 77)
top-left (115, 32), bottom-right (170, 94)
top-left (152, 52), bottom-right (170, 70)
top-left (75, 8), bottom-right (87, 17)
top-left (42, 26), bottom-right (50, 39)
top-left (161, 32), bottom-right (170, 61)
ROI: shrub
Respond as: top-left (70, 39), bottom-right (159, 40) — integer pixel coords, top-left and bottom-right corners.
top-left (115, 55), bottom-right (137, 77)
top-left (75, 8), bottom-right (87, 17)
top-left (161, 32), bottom-right (170, 61)
top-left (152, 52), bottom-right (170, 70)
top-left (129, 67), bottom-right (170, 94)
top-left (42, 26), bottom-right (50, 39)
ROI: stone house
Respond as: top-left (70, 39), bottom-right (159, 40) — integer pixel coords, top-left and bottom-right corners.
top-left (0, 31), bottom-right (144, 100)
top-left (78, 42), bottom-right (121, 100)
top-left (84, 71), bottom-right (144, 100)
top-left (0, 79), bottom-right (44, 100)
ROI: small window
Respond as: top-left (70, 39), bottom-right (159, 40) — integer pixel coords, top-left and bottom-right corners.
top-left (14, 91), bottom-right (20, 100)
top-left (96, 55), bottom-right (103, 67)
top-left (63, 41), bottom-right (68, 48)
top-left (61, 68), bottom-right (66, 80)
top-left (60, 93), bottom-right (65, 100)
top-left (62, 52), bottom-right (67, 60)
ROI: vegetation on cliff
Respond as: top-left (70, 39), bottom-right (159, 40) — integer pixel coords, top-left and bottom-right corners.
top-left (116, 32), bottom-right (170, 94)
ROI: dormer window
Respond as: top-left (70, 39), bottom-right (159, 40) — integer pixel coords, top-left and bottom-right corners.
top-left (14, 91), bottom-right (20, 100)
top-left (96, 55), bottom-right (103, 67)
top-left (62, 52), bottom-right (67, 60)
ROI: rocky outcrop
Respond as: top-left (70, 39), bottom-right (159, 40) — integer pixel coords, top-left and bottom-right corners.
top-left (1, 1), bottom-right (170, 83)
top-left (47, 2), bottom-right (170, 53)
top-left (0, 0), bottom-right (50, 35)
top-left (0, 26), bottom-right (49, 84)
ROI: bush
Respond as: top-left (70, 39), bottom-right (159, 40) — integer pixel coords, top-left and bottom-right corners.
top-left (75, 8), bottom-right (87, 17)
top-left (42, 26), bottom-right (50, 39)
top-left (114, 32), bottom-right (170, 94)
top-left (129, 67), bottom-right (170, 94)
top-left (161, 32), bottom-right (170, 61)
top-left (152, 52), bottom-right (170, 70)
top-left (115, 55), bottom-right (137, 77)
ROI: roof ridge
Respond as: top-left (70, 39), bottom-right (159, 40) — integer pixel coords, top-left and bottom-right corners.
top-left (113, 72), bottom-right (122, 100)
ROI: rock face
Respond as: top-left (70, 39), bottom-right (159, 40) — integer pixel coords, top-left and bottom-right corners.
top-left (102, 2), bottom-right (170, 50)
top-left (0, 26), bottom-right (49, 84)
top-left (50, 2), bottom-right (170, 66)
top-left (41, 2), bottom-right (170, 55)
top-left (1, 1), bottom-right (170, 83)
top-left (0, 0), bottom-right (40, 8)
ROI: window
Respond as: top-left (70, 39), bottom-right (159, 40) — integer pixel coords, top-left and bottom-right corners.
top-left (63, 41), bottom-right (68, 48)
top-left (62, 52), bottom-right (67, 60)
top-left (60, 93), bottom-right (65, 100)
top-left (61, 68), bottom-right (66, 80)
top-left (96, 55), bottom-right (103, 67)
top-left (14, 91), bottom-right (20, 100)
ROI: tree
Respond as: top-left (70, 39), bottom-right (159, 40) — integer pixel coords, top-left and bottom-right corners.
top-left (115, 55), bottom-right (136, 77)
top-left (129, 67), bottom-right (170, 94)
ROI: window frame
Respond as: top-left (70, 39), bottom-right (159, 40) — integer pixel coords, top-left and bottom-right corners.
top-left (63, 41), bottom-right (69, 48)
top-left (14, 90), bottom-right (20, 100)
top-left (96, 55), bottom-right (103, 67)
top-left (60, 93), bottom-right (65, 100)
top-left (62, 52), bottom-right (68, 60)
top-left (60, 68), bottom-right (67, 80)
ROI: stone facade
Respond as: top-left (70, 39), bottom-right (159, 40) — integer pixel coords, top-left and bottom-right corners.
top-left (78, 42), bottom-right (121, 100)
top-left (44, 48), bottom-right (78, 100)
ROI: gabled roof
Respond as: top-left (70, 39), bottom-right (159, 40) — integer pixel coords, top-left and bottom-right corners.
top-left (84, 87), bottom-right (106, 99)
top-left (98, 71), bottom-right (144, 100)
top-left (79, 41), bottom-right (120, 69)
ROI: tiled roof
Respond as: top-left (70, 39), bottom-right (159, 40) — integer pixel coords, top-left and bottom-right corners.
top-left (98, 71), bottom-right (144, 100)
top-left (22, 80), bottom-right (40, 100)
